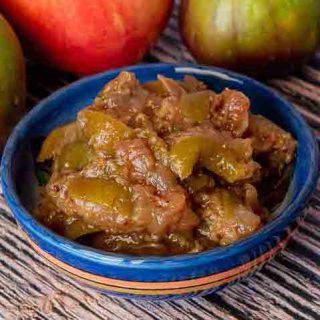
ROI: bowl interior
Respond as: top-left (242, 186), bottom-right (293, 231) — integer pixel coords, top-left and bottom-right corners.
top-left (2, 63), bottom-right (318, 265)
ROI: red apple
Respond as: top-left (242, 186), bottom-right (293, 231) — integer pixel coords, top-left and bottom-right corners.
top-left (0, 0), bottom-right (173, 75)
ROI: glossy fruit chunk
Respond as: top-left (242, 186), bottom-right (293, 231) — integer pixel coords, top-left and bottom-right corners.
top-left (170, 134), bottom-right (257, 183)
top-left (55, 141), bottom-right (90, 171)
top-left (170, 136), bottom-right (202, 179)
top-left (184, 173), bottom-right (215, 194)
top-left (78, 109), bottom-right (133, 153)
top-left (180, 91), bottom-right (212, 124)
top-left (201, 139), bottom-right (255, 184)
top-left (67, 177), bottom-right (132, 216)
top-left (195, 188), bottom-right (261, 246)
top-left (143, 80), bottom-right (167, 96)
top-left (38, 122), bottom-right (82, 161)
top-left (134, 113), bottom-right (171, 166)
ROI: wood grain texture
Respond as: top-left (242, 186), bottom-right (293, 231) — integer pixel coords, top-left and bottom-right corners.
top-left (0, 2), bottom-right (320, 319)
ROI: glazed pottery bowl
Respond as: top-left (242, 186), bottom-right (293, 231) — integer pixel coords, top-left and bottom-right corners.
top-left (1, 63), bottom-right (319, 300)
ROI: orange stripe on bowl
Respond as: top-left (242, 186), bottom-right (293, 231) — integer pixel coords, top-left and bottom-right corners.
top-left (59, 266), bottom-right (257, 295)
top-left (26, 229), bottom-right (294, 292)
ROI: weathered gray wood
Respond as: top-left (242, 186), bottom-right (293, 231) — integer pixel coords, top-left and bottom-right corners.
top-left (0, 1), bottom-right (320, 319)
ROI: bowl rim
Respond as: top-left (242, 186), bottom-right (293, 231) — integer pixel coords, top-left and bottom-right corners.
top-left (1, 62), bottom-right (319, 270)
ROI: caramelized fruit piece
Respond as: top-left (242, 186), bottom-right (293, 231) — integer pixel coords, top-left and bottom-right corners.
top-left (210, 89), bottom-right (250, 138)
top-left (35, 192), bottom-right (102, 240)
top-left (181, 75), bottom-right (207, 92)
top-left (143, 80), bottom-right (167, 96)
top-left (133, 113), bottom-right (170, 166)
top-left (202, 138), bottom-right (257, 183)
top-left (151, 88), bottom-right (214, 134)
top-left (67, 177), bottom-right (132, 217)
top-left (78, 109), bottom-right (133, 152)
top-left (169, 133), bottom-right (258, 183)
top-left (96, 71), bottom-right (140, 102)
top-left (55, 141), bottom-right (90, 171)
top-left (144, 76), bottom-right (207, 96)
top-left (169, 136), bottom-right (202, 179)
top-left (229, 183), bottom-right (265, 216)
top-left (180, 90), bottom-right (212, 124)
top-left (131, 184), bottom-right (198, 235)
top-left (248, 115), bottom-right (296, 172)
top-left (184, 172), bottom-right (215, 194)
top-left (38, 122), bottom-right (82, 161)
top-left (46, 174), bottom-right (134, 232)
top-left (158, 75), bottom-right (186, 96)
top-left (195, 188), bottom-right (261, 246)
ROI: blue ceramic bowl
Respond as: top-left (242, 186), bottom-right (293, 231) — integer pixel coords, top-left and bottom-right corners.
top-left (1, 64), bottom-right (319, 301)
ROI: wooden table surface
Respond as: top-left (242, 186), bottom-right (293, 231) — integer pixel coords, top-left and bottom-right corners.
top-left (0, 4), bottom-right (319, 320)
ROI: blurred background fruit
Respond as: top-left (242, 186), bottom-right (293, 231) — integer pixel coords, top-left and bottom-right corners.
top-left (180, 0), bottom-right (320, 76)
top-left (0, 14), bottom-right (26, 151)
top-left (0, 0), bottom-right (173, 75)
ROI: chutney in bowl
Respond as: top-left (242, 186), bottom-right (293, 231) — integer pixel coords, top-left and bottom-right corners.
top-left (34, 71), bottom-right (295, 256)
top-left (1, 64), bottom-right (318, 300)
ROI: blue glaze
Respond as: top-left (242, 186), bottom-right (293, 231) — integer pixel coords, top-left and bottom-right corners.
top-left (1, 64), bottom-right (319, 299)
